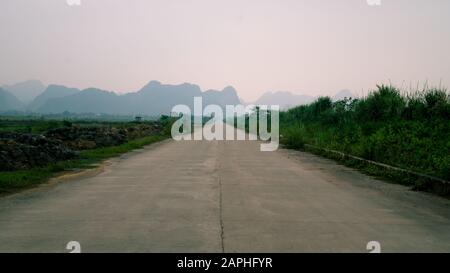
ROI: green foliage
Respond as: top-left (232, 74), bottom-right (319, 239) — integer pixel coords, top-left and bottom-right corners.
top-left (355, 85), bottom-right (405, 122)
top-left (282, 124), bottom-right (306, 149)
top-left (159, 115), bottom-right (177, 136)
top-left (280, 85), bottom-right (450, 187)
top-left (62, 120), bottom-right (73, 127)
top-left (80, 135), bottom-right (165, 160)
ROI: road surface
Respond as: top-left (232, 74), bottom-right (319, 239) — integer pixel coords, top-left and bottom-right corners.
top-left (1, 129), bottom-right (450, 252)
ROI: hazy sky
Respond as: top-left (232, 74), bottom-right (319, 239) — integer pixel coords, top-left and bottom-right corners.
top-left (1, 0), bottom-right (450, 101)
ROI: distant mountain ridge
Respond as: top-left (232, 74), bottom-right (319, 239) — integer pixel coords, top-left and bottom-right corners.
top-left (33, 81), bottom-right (241, 116)
top-left (1, 79), bottom-right (356, 115)
top-left (2, 80), bottom-right (46, 104)
top-left (0, 88), bottom-right (24, 112)
top-left (28, 85), bottom-right (81, 111)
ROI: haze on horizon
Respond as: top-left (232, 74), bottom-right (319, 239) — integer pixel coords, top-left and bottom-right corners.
top-left (1, 0), bottom-right (450, 101)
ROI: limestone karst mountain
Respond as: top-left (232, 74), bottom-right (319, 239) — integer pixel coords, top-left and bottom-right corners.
top-left (34, 81), bottom-right (241, 116)
top-left (2, 80), bottom-right (46, 104)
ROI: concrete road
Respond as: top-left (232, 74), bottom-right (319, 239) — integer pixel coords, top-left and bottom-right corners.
top-left (1, 132), bottom-right (450, 252)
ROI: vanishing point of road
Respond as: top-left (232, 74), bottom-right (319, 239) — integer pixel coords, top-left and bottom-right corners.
top-left (1, 129), bottom-right (450, 252)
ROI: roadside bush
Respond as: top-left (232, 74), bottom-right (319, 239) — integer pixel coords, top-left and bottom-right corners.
top-left (281, 124), bottom-right (306, 149)
top-left (355, 85), bottom-right (405, 122)
top-left (424, 89), bottom-right (449, 119)
top-left (280, 84), bottom-right (450, 182)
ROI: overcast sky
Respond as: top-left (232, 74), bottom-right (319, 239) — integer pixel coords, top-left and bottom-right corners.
top-left (1, 0), bottom-right (449, 101)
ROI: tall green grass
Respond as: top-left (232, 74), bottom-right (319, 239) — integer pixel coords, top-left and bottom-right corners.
top-left (280, 85), bottom-right (450, 187)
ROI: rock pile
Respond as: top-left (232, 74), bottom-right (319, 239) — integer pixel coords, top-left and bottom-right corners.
top-left (0, 133), bottom-right (76, 171)
top-left (44, 127), bottom-right (127, 150)
top-left (0, 122), bottom-right (164, 171)
top-left (44, 123), bottom-right (162, 150)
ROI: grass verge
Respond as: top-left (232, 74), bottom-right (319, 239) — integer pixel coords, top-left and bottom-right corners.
top-left (278, 84), bottom-right (449, 196)
top-left (0, 134), bottom-right (168, 194)
top-left (299, 144), bottom-right (450, 197)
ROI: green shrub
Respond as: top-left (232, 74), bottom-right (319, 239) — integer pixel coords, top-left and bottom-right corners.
top-left (355, 85), bottom-right (405, 122)
top-left (281, 124), bottom-right (306, 149)
top-left (280, 84), bottom-right (450, 185)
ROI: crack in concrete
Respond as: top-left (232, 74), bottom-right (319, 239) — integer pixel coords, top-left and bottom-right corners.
top-left (214, 141), bottom-right (225, 253)
top-left (218, 175), bottom-right (225, 253)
